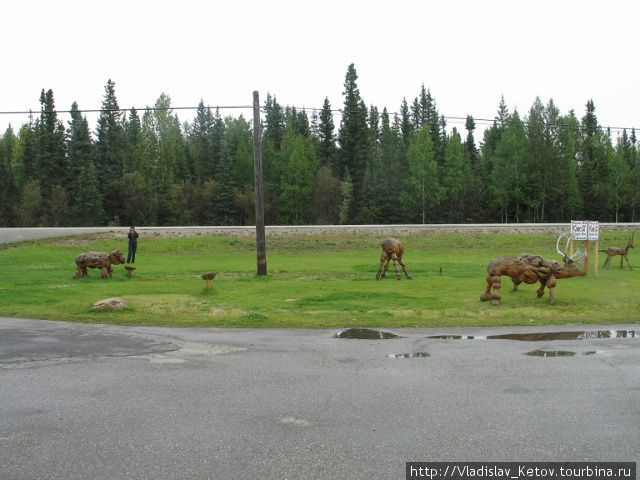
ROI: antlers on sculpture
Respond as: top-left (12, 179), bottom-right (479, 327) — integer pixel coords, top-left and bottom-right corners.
top-left (555, 234), bottom-right (587, 265)
top-left (599, 232), bottom-right (634, 269)
top-left (480, 235), bottom-right (585, 305)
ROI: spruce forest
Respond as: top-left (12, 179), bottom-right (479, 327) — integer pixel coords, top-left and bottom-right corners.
top-left (1, 63), bottom-right (639, 228)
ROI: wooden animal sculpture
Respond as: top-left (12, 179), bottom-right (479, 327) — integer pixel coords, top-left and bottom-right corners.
top-left (376, 238), bottom-right (412, 280)
top-left (599, 232), bottom-right (634, 269)
top-left (480, 236), bottom-right (585, 305)
top-left (73, 250), bottom-right (126, 279)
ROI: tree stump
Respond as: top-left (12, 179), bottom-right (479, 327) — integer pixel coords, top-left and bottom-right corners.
top-left (201, 272), bottom-right (217, 288)
top-left (124, 266), bottom-right (136, 277)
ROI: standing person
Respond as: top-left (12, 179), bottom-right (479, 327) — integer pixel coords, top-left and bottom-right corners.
top-left (127, 226), bottom-right (139, 264)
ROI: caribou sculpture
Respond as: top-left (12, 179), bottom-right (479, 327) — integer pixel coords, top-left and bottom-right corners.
top-left (599, 232), bottom-right (634, 269)
top-left (376, 238), bottom-right (412, 280)
top-left (480, 235), bottom-right (585, 305)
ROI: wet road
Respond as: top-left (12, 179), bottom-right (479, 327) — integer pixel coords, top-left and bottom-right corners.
top-left (1, 318), bottom-right (639, 479)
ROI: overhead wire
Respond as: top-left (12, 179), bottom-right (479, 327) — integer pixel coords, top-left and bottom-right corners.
top-left (0, 103), bottom-right (637, 134)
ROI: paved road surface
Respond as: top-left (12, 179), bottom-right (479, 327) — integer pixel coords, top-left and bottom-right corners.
top-left (1, 318), bottom-right (639, 479)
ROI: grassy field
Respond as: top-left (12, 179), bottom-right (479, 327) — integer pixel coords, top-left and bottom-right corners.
top-left (0, 231), bottom-right (638, 328)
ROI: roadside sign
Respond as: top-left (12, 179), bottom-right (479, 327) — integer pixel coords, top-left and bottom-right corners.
top-left (571, 220), bottom-right (588, 240)
top-left (571, 220), bottom-right (599, 240)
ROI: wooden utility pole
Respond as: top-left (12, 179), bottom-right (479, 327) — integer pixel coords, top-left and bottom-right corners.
top-left (253, 91), bottom-right (267, 276)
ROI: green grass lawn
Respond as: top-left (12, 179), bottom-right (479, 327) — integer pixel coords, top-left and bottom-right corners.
top-left (1, 231), bottom-right (638, 328)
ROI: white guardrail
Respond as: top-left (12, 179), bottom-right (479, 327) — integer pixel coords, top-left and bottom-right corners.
top-left (1, 223), bottom-right (639, 244)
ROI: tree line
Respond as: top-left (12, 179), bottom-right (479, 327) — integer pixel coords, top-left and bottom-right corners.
top-left (1, 64), bottom-right (639, 227)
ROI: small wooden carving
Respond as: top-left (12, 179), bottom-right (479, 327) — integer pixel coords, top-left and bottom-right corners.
top-left (201, 272), bottom-right (217, 288)
top-left (73, 250), bottom-right (126, 279)
top-left (376, 238), bottom-right (412, 280)
top-left (599, 232), bottom-right (634, 269)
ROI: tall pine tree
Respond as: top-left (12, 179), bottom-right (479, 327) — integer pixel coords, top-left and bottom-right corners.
top-left (337, 63), bottom-right (370, 218)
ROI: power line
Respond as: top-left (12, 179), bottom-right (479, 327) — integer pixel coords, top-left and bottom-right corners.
top-left (0, 105), bottom-right (253, 116)
top-left (280, 106), bottom-right (638, 134)
top-left (1, 103), bottom-right (637, 134)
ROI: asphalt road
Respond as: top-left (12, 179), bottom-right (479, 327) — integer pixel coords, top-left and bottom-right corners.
top-left (1, 318), bottom-right (639, 479)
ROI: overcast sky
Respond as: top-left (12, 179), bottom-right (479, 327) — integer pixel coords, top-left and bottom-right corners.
top-left (2, 0), bottom-right (639, 139)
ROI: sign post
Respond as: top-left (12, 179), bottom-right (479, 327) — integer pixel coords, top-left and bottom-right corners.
top-left (588, 221), bottom-right (599, 277)
top-left (570, 220), bottom-right (599, 277)
top-left (253, 91), bottom-right (267, 276)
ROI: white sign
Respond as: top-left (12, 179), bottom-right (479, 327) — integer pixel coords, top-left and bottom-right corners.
top-left (571, 220), bottom-right (599, 240)
top-left (571, 220), bottom-right (588, 240)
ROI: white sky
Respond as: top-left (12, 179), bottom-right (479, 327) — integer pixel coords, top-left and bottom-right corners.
top-left (2, 0), bottom-right (639, 140)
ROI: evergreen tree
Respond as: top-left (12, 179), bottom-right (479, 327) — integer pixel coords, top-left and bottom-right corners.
top-left (211, 108), bottom-right (226, 177)
top-left (338, 171), bottom-right (353, 225)
top-left (188, 100), bottom-right (215, 182)
top-left (399, 98), bottom-right (413, 148)
top-left (410, 97), bottom-right (421, 131)
top-left (67, 102), bottom-right (94, 178)
top-left (337, 64), bottom-right (370, 216)
top-left (497, 95), bottom-right (510, 126)
top-left (47, 184), bottom-right (71, 227)
top-left (0, 126), bottom-right (17, 226)
top-left (579, 100), bottom-right (614, 219)
top-left (404, 123), bottom-right (441, 223)
top-left (212, 153), bottom-right (236, 225)
top-left (279, 129), bottom-right (318, 223)
top-left (442, 129), bottom-right (470, 222)
top-left (489, 112), bottom-right (528, 222)
top-left (317, 97), bottom-right (336, 169)
top-left (14, 119), bottom-right (37, 191)
top-left (612, 130), bottom-right (632, 222)
top-left (264, 93), bottom-right (285, 150)
top-left (628, 129), bottom-right (640, 221)
top-left (311, 165), bottom-right (342, 224)
top-left (67, 103), bottom-right (101, 225)
top-left (283, 107), bottom-right (310, 138)
top-left (555, 111), bottom-right (582, 220)
top-left (123, 107), bottom-right (144, 174)
top-left (16, 180), bottom-right (44, 227)
top-left (224, 115), bottom-right (253, 188)
top-left (73, 161), bottom-right (105, 226)
top-left (150, 93), bottom-right (186, 224)
top-left (464, 115), bottom-right (477, 166)
top-left (35, 89), bottom-right (67, 191)
top-left (169, 178), bottom-right (201, 225)
top-left (95, 79), bottom-right (126, 191)
top-left (374, 108), bottom-right (407, 222)
top-left (523, 97), bottom-right (547, 220)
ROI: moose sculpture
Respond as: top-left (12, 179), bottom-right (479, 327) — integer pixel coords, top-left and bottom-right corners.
top-left (480, 236), bottom-right (585, 305)
top-left (599, 232), bottom-right (634, 269)
top-left (73, 249), bottom-right (126, 279)
top-left (376, 238), bottom-right (412, 280)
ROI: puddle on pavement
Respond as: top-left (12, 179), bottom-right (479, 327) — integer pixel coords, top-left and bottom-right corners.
top-left (335, 328), bottom-right (400, 339)
top-left (525, 350), bottom-right (597, 357)
top-left (428, 329), bottom-right (640, 341)
top-left (386, 352), bottom-right (430, 358)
